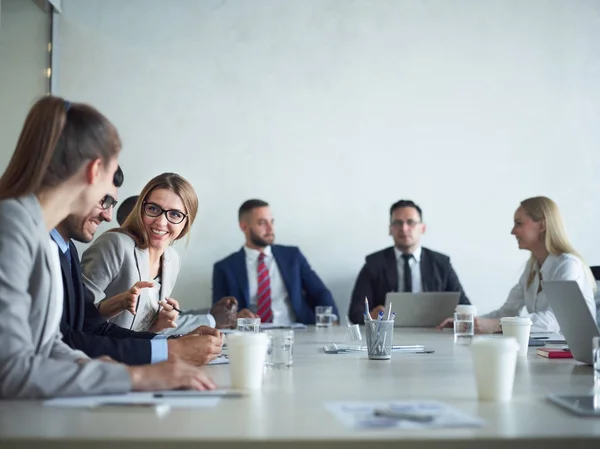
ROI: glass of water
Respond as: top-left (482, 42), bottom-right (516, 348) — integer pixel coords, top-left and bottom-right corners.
top-left (237, 317), bottom-right (261, 333)
top-left (593, 336), bottom-right (600, 392)
top-left (266, 329), bottom-right (294, 367)
top-left (454, 312), bottom-right (474, 345)
top-left (315, 306), bottom-right (337, 327)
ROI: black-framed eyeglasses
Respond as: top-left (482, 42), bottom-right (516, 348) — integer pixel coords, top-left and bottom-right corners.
top-left (143, 201), bottom-right (188, 224)
top-left (100, 195), bottom-right (118, 210)
top-left (390, 219), bottom-right (421, 228)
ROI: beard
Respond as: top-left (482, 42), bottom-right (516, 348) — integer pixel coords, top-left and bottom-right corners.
top-left (249, 229), bottom-right (274, 248)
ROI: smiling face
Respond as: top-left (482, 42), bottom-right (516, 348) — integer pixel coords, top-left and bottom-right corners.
top-left (511, 206), bottom-right (545, 251)
top-left (59, 183), bottom-right (118, 243)
top-left (142, 188), bottom-right (188, 251)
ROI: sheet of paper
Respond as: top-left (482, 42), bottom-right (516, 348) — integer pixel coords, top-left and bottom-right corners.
top-left (208, 354), bottom-right (229, 365)
top-left (44, 392), bottom-right (221, 408)
top-left (326, 401), bottom-right (483, 430)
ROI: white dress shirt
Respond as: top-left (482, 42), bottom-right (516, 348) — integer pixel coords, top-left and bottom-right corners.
top-left (394, 246), bottom-right (422, 293)
top-left (244, 246), bottom-right (296, 325)
top-left (482, 253), bottom-right (596, 333)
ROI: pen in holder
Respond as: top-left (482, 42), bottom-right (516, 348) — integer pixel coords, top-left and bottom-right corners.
top-left (365, 320), bottom-right (394, 360)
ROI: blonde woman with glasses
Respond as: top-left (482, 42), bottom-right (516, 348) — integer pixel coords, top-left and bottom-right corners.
top-left (0, 98), bottom-right (214, 398)
top-left (438, 196), bottom-right (596, 334)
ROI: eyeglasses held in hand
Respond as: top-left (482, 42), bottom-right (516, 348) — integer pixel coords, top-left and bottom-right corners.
top-left (143, 201), bottom-right (188, 224)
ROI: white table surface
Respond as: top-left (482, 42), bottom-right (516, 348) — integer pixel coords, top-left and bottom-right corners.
top-left (1, 327), bottom-right (600, 449)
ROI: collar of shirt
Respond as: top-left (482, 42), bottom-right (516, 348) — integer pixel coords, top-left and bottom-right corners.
top-left (50, 228), bottom-right (69, 254)
top-left (394, 246), bottom-right (422, 263)
top-left (534, 253), bottom-right (560, 279)
top-left (243, 245), bottom-right (273, 261)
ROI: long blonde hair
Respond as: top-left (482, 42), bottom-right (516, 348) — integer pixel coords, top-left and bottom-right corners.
top-left (112, 173), bottom-right (198, 249)
top-left (521, 196), bottom-right (595, 290)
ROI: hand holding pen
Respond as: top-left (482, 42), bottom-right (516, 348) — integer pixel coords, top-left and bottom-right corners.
top-left (150, 297), bottom-right (181, 332)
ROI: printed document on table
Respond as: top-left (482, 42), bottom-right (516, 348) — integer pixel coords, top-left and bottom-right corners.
top-left (326, 401), bottom-right (483, 430)
top-left (44, 392), bottom-right (221, 408)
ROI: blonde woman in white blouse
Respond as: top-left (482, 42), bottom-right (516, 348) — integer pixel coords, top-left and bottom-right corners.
top-left (438, 196), bottom-right (596, 334)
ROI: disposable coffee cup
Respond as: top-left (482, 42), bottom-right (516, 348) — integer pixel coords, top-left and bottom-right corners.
top-left (500, 317), bottom-right (532, 357)
top-left (471, 336), bottom-right (520, 401)
top-left (455, 305), bottom-right (477, 315)
top-left (227, 333), bottom-right (269, 390)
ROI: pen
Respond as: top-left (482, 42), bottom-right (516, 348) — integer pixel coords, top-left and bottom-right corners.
top-left (365, 297), bottom-right (373, 321)
top-left (153, 390), bottom-right (245, 398)
top-left (373, 408), bottom-right (435, 423)
top-left (161, 299), bottom-right (181, 314)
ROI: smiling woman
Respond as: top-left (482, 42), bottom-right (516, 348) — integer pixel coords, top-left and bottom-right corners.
top-left (437, 196), bottom-right (597, 334)
top-left (80, 173), bottom-right (202, 333)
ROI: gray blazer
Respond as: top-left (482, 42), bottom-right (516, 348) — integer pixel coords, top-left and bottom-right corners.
top-left (81, 232), bottom-right (181, 332)
top-left (0, 195), bottom-right (131, 399)
top-left (81, 232), bottom-right (213, 334)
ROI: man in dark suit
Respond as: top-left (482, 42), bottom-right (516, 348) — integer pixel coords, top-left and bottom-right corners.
top-left (349, 199), bottom-right (470, 324)
top-left (52, 167), bottom-right (224, 366)
top-left (212, 199), bottom-right (339, 325)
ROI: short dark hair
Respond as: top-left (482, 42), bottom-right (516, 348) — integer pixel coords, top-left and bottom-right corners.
top-left (117, 195), bottom-right (138, 225)
top-left (238, 199), bottom-right (269, 221)
top-left (390, 199), bottom-right (423, 221)
top-left (113, 165), bottom-right (124, 188)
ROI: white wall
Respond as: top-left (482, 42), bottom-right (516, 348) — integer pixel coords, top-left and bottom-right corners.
top-left (0, 0), bottom-right (51, 172)
top-left (54, 0), bottom-right (600, 317)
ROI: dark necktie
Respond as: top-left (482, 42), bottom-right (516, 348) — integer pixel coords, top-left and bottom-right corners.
top-left (401, 254), bottom-right (413, 292)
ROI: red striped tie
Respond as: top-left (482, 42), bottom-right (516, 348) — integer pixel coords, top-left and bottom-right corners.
top-left (256, 252), bottom-right (273, 323)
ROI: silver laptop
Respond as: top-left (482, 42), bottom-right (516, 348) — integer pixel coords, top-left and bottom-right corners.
top-left (384, 292), bottom-right (460, 327)
top-left (541, 280), bottom-right (600, 365)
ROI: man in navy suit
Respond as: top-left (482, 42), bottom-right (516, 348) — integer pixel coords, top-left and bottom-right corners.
top-left (212, 199), bottom-right (339, 325)
top-left (349, 199), bottom-right (471, 324)
top-left (53, 167), bottom-right (224, 366)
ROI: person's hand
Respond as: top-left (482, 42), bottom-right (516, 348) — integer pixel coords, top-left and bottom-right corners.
top-left (96, 355), bottom-right (118, 364)
top-left (128, 358), bottom-right (217, 392)
top-left (237, 308), bottom-right (258, 319)
top-left (436, 317), bottom-right (454, 330)
top-left (474, 317), bottom-right (501, 334)
top-left (369, 305), bottom-right (385, 320)
top-left (210, 296), bottom-right (238, 329)
top-left (188, 325), bottom-right (222, 338)
top-left (122, 281), bottom-right (155, 315)
top-left (168, 333), bottom-right (222, 366)
top-left (149, 298), bottom-right (180, 332)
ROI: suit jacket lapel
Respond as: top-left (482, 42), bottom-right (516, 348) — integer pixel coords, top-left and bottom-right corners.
top-left (384, 248), bottom-right (399, 292)
top-left (419, 249), bottom-right (433, 292)
top-left (233, 248), bottom-right (249, 306)
top-left (134, 247), bottom-right (150, 282)
top-left (271, 245), bottom-right (292, 295)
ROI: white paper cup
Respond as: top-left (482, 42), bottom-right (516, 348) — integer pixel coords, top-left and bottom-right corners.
top-left (456, 305), bottom-right (477, 315)
top-left (471, 336), bottom-right (520, 401)
top-left (500, 317), bottom-right (533, 357)
top-left (227, 333), bottom-right (269, 390)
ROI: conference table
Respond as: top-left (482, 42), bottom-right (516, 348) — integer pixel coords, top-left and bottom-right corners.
top-left (1, 327), bottom-right (599, 448)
